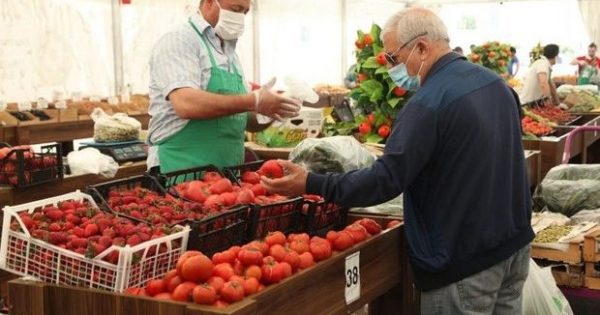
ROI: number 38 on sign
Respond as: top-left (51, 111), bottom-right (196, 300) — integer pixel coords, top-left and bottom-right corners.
top-left (345, 251), bottom-right (360, 304)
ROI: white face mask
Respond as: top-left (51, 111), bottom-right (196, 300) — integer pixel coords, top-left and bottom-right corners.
top-left (214, 1), bottom-right (245, 40)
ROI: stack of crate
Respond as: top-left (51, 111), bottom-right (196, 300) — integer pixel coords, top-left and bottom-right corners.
top-left (583, 226), bottom-right (600, 289)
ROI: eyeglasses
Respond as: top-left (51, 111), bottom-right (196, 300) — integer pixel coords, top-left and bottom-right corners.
top-left (384, 32), bottom-right (428, 66)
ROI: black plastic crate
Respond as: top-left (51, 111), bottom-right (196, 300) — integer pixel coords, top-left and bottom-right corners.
top-left (222, 161), bottom-right (264, 184)
top-left (249, 197), bottom-right (303, 239)
top-left (300, 200), bottom-right (348, 236)
top-left (0, 143), bottom-right (63, 188)
top-left (157, 164), bottom-right (226, 201)
top-left (86, 175), bottom-right (193, 224)
top-left (186, 205), bottom-right (252, 256)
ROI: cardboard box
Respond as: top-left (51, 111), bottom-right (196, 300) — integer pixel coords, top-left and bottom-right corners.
top-left (58, 108), bottom-right (78, 122)
top-left (255, 107), bottom-right (324, 148)
top-left (0, 111), bottom-right (19, 126)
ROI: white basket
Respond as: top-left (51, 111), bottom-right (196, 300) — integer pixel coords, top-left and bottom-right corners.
top-left (0, 190), bottom-right (190, 292)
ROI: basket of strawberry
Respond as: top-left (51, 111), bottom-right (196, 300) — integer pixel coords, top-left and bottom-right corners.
top-left (0, 143), bottom-right (63, 188)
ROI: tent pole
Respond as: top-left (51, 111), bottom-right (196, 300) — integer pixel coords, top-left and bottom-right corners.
top-left (111, 0), bottom-right (124, 96)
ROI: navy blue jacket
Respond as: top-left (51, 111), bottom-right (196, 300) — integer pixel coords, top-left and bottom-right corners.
top-left (306, 52), bottom-right (534, 291)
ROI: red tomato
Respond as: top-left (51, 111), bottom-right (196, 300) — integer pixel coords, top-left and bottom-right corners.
top-left (310, 240), bottom-right (332, 261)
top-left (212, 250), bottom-right (236, 265)
top-left (171, 281), bottom-right (197, 302)
top-left (243, 277), bottom-right (260, 295)
top-left (246, 241), bottom-right (269, 256)
top-left (250, 184), bottom-right (267, 197)
top-left (236, 188), bottom-right (256, 204)
top-left (280, 262), bottom-right (293, 278)
top-left (367, 113), bottom-right (376, 126)
top-left (376, 52), bottom-right (387, 65)
top-left (364, 34), bottom-right (373, 46)
top-left (387, 220), bottom-right (401, 229)
top-left (268, 244), bottom-right (287, 262)
top-left (238, 247), bottom-right (264, 266)
top-left (203, 171), bottom-right (223, 183)
top-left (176, 251), bottom-right (203, 276)
top-left (181, 254), bottom-right (213, 282)
top-left (287, 233), bottom-right (310, 243)
top-left (145, 279), bottom-right (165, 297)
top-left (282, 249), bottom-right (300, 271)
top-left (213, 300), bottom-right (230, 308)
top-left (298, 252), bottom-right (315, 269)
top-left (210, 178), bottom-right (234, 195)
top-left (358, 122), bottom-right (371, 135)
top-left (233, 259), bottom-right (245, 276)
top-left (378, 125), bottom-right (391, 138)
top-left (229, 245), bottom-right (242, 257)
top-left (264, 231), bottom-right (286, 247)
top-left (261, 260), bottom-right (284, 284)
top-left (166, 276), bottom-right (182, 293)
top-left (344, 223), bottom-right (369, 243)
top-left (220, 281), bottom-right (245, 303)
top-left (326, 231), bottom-right (338, 244)
top-left (355, 38), bottom-right (365, 49)
top-left (358, 218), bottom-right (382, 235)
top-left (333, 231), bottom-right (354, 251)
top-left (212, 263), bottom-right (234, 281)
top-left (241, 171), bottom-right (261, 184)
top-left (258, 160), bottom-right (284, 179)
top-left (163, 269), bottom-right (177, 283)
top-left (153, 292), bottom-right (172, 300)
top-left (192, 284), bottom-right (217, 305)
top-left (207, 276), bottom-right (225, 292)
top-left (244, 265), bottom-right (262, 281)
top-left (289, 239), bottom-right (309, 254)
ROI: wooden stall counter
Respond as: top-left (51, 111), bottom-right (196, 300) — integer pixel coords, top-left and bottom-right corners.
top-left (9, 222), bottom-right (417, 315)
top-left (0, 161), bottom-right (147, 207)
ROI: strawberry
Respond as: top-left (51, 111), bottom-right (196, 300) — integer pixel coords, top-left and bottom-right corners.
top-left (258, 160), bottom-right (284, 179)
top-left (45, 210), bottom-right (64, 221)
top-left (98, 236), bottom-right (113, 247)
top-left (112, 237), bottom-right (126, 247)
top-left (84, 224), bottom-right (99, 237)
top-left (72, 227), bottom-right (86, 238)
top-left (127, 235), bottom-right (142, 247)
top-left (65, 213), bottom-right (80, 224)
top-left (48, 223), bottom-right (62, 232)
top-left (48, 232), bottom-right (68, 245)
top-left (71, 237), bottom-right (89, 248)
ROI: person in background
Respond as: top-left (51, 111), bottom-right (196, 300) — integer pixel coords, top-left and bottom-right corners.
top-left (263, 7), bottom-right (533, 315)
top-left (520, 44), bottom-right (560, 106)
top-left (146, 0), bottom-right (300, 173)
top-left (571, 43), bottom-right (600, 85)
top-left (453, 46), bottom-right (463, 55)
top-left (508, 46), bottom-right (520, 77)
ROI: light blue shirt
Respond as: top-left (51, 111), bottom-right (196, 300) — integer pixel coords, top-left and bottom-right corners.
top-left (147, 14), bottom-right (245, 168)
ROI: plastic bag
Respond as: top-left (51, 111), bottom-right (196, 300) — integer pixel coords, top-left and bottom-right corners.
top-left (289, 136), bottom-right (376, 174)
top-left (67, 148), bottom-right (118, 178)
top-left (523, 259), bottom-right (574, 315)
top-left (570, 209), bottom-right (600, 225)
top-left (91, 108), bottom-right (141, 143)
top-left (533, 164), bottom-right (600, 217)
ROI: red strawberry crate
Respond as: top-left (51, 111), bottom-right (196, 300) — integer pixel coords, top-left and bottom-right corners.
top-left (249, 197), bottom-right (304, 239)
top-left (0, 143), bottom-right (63, 188)
top-left (186, 206), bottom-right (252, 256)
top-left (300, 197), bottom-right (348, 236)
top-left (86, 175), bottom-right (207, 225)
top-left (0, 191), bottom-right (189, 292)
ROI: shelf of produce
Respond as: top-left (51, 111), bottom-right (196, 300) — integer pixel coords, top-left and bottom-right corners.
top-left (525, 150), bottom-right (541, 188)
top-left (8, 219), bottom-right (418, 315)
top-left (522, 126), bottom-right (585, 178)
top-left (3, 114), bottom-right (149, 146)
top-left (0, 160), bottom-right (147, 208)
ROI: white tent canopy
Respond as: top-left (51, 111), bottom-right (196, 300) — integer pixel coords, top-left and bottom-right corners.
top-left (0, 0), bottom-right (595, 102)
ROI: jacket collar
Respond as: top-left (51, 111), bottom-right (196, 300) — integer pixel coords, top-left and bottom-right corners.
top-left (423, 52), bottom-right (466, 85)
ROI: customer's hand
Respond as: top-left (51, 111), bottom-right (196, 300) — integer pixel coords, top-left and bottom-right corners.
top-left (253, 78), bottom-right (301, 121)
top-left (260, 160), bottom-right (308, 197)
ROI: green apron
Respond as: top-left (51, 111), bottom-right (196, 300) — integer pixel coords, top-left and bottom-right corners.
top-left (157, 20), bottom-right (248, 173)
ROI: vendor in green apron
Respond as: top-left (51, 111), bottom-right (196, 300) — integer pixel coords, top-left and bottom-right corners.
top-left (147, 0), bottom-right (300, 173)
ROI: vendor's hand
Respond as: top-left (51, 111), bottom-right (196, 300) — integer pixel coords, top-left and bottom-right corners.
top-left (254, 78), bottom-right (301, 120)
top-left (260, 160), bottom-right (308, 197)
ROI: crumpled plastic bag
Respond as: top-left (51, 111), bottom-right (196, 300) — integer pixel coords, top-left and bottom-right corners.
top-left (67, 148), bottom-right (118, 178)
top-left (523, 259), bottom-right (574, 315)
top-left (570, 209), bottom-right (600, 225)
top-left (91, 107), bottom-right (141, 143)
top-left (533, 164), bottom-right (600, 217)
top-left (289, 136), bottom-right (376, 174)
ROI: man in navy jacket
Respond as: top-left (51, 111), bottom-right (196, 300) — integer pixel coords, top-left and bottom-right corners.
top-left (262, 7), bottom-right (533, 315)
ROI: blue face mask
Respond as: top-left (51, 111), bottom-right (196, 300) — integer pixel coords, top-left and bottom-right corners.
top-left (388, 45), bottom-right (424, 91)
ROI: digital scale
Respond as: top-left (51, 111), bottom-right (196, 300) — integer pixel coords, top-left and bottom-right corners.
top-left (80, 140), bottom-right (147, 163)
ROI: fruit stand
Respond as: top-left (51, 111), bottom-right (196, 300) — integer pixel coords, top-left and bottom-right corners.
top-left (7, 214), bottom-right (414, 315)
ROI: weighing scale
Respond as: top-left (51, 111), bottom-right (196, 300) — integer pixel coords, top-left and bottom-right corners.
top-left (79, 140), bottom-right (147, 163)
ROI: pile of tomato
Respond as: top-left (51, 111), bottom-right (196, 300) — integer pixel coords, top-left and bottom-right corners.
top-left (529, 104), bottom-right (575, 125)
top-left (125, 219), bottom-right (401, 307)
top-left (522, 116), bottom-right (553, 136)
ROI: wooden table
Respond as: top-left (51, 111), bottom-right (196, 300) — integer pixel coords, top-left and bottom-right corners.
top-left (8, 218), bottom-right (418, 315)
top-left (525, 150), bottom-right (541, 188)
top-left (0, 161), bottom-right (147, 208)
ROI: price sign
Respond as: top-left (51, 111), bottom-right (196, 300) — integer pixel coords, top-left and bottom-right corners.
top-left (345, 251), bottom-right (360, 304)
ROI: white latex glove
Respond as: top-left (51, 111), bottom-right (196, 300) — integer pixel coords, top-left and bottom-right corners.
top-left (253, 77), bottom-right (301, 123)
